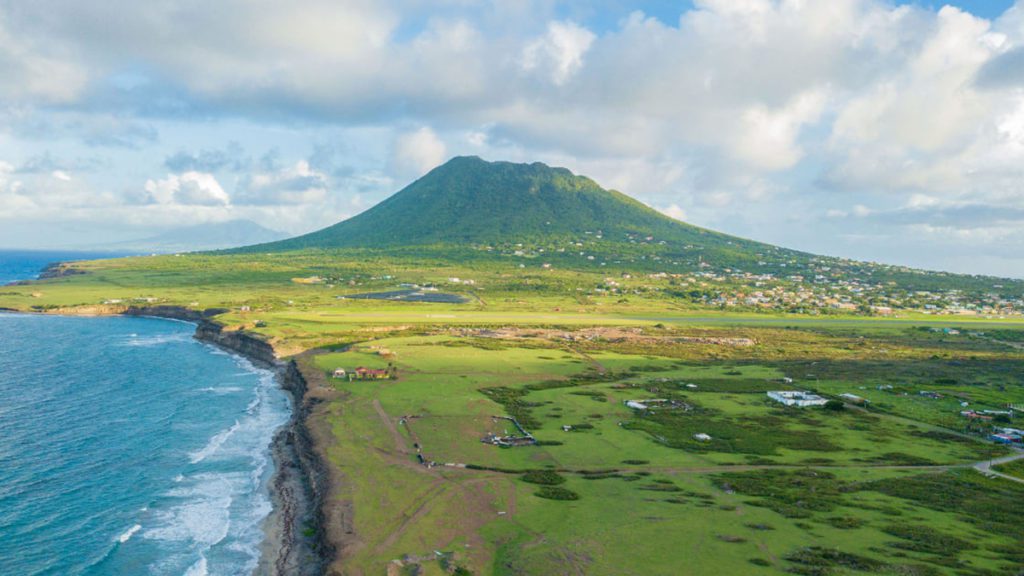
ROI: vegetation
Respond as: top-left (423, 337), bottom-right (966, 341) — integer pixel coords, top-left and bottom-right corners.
top-left (3, 158), bottom-right (1024, 574)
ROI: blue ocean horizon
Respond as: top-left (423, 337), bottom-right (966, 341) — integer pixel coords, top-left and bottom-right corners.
top-left (0, 252), bottom-right (290, 575)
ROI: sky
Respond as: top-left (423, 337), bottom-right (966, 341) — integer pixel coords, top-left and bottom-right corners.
top-left (3, 1), bottom-right (1024, 277)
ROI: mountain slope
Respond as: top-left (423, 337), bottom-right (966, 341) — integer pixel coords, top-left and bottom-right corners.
top-left (114, 219), bottom-right (286, 253)
top-left (242, 156), bottom-right (788, 257)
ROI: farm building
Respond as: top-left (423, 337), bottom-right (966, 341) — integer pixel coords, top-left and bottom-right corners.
top-left (482, 416), bottom-right (536, 448)
top-left (990, 433), bottom-right (1022, 444)
top-left (767, 390), bottom-right (828, 408)
top-left (624, 399), bottom-right (691, 412)
top-left (334, 366), bottom-right (395, 380)
top-left (354, 366), bottom-right (392, 380)
top-left (839, 393), bottom-right (868, 404)
top-left (961, 410), bottom-right (993, 421)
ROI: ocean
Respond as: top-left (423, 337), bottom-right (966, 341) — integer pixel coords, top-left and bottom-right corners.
top-left (0, 250), bottom-right (130, 286)
top-left (0, 252), bottom-right (290, 575)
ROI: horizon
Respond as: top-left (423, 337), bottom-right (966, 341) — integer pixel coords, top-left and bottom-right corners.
top-left (3, 1), bottom-right (1024, 277)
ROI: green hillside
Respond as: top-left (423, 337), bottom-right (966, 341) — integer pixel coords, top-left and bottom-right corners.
top-left (240, 156), bottom-right (788, 256)
top-left (233, 156), bottom-right (1023, 297)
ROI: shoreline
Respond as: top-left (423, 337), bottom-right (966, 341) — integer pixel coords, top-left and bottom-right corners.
top-left (121, 306), bottom-right (332, 576)
top-left (2, 305), bottom-right (333, 576)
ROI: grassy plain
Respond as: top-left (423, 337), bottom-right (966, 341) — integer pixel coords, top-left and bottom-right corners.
top-left (3, 251), bottom-right (1024, 575)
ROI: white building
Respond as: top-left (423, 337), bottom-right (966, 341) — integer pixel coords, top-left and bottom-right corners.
top-left (767, 390), bottom-right (828, 407)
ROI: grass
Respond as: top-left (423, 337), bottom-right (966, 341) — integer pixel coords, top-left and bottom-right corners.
top-left (5, 251), bottom-right (1024, 575)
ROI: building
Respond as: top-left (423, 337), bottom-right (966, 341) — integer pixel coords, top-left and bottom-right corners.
top-left (332, 368), bottom-right (347, 379)
top-left (839, 393), bottom-right (868, 404)
top-left (767, 390), bottom-right (828, 407)
top-left (354, 366), bottom-right (391, 380)
top-left (990, 433), bottom-right (1021, 444)
top-left (693, 433), bottom-right (712, 442)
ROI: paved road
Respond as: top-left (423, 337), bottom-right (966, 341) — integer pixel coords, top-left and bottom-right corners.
top-left (973, 448), bottom-right (1024, 484)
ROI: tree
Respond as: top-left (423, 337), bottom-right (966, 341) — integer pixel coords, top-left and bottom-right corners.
top-left (824, 400), bottom-right (845, 412)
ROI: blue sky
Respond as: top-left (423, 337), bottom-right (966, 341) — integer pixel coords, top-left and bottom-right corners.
top-left (3, 0), bottom-right (1024, 277)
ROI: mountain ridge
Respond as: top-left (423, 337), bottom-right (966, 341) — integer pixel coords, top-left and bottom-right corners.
top-left (239, 156), bottom-right (794, 258)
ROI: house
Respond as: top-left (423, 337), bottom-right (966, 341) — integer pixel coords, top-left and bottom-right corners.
top-left (354, 366), bottom-right (391, 380)
top-left (332, 368), bottom-right (347, 379)
top-left (961, 410), bottom-right (993, 421)
top-left (839, 393), bottom-right (868, 404)
top-left (767, 390), bottom-right (828, 407)
top-left (990, 433), bottom-right (1021, 444)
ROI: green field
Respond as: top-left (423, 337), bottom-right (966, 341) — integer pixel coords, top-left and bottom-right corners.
top-left (3, 251), bottom-right (1024, 575)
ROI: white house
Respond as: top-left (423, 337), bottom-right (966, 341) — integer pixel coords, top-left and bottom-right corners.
top-left (767, 390), bottom-right (828, 408)
top-left (839, 393), bottom-right (868, 404)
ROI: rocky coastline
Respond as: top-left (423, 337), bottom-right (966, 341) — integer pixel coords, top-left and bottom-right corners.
top-left (121, 305), bottom-right (332, 576)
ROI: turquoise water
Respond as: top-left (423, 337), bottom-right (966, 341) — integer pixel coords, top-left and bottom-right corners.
top-left (0, 256), bottom-right (290, 575)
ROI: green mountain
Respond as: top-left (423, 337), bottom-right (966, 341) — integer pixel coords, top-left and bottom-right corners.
top-left (242, 155), bottom-right (788, 257)
top-left (236, 156), bottom-right (1021, 296)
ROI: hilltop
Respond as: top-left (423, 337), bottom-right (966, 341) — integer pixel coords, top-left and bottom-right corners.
top-left (236, 156), bottom-right (1023, 299)
top-left (237, 156), bottom-right (796, 264)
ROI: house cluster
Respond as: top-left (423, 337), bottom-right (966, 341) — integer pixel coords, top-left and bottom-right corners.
top-left (960, 408), bottom-right (1014, 422)
top-left (990, 427), bottom-right (1023, 444)
top-left (767, 390), bottom-right (828, 408)
top-left (332, 366), bottom-right (395, 380)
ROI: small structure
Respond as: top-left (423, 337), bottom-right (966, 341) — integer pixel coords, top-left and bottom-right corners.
top-left (961, 410), bottom-right (993, 421)
top-left (482, 416), bottom-right (536, 447)
top-left (624, 399), bottom-right (691, 412)
top-left (767, 390), bottom-right (828, 408)
top-left (990, 433), bottom-right (1021, 444)
top-left (354, 366), bottom-right (392, 380)
top-left (693, 433), bottom-right (712, 442)
top-left (839, 393), bottom-right (868, 405)
top-left (332, 368), bottom-right (347, 379)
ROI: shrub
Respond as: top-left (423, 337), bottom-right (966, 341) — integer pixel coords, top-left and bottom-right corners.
top-left (881, 523), bottom-right (974, 556)
top-left (824, 516), bottom-right (865, 529)
top-left (823, 400), bottom-right (845, 411)
top-left (785, 547), bottom-right (884, 574)
top-left (521, 470), bottom-right (566, 485)
top-left (534, 487), bottom-right (580, 501)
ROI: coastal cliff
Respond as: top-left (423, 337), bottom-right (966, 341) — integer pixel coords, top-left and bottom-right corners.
top-left (122, 305), bottom-right (331, 576)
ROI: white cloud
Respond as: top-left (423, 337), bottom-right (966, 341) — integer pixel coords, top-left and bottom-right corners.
top-left (3, 1), bottom-right (1024, 273)
top-left (52, 170), bottom-right (71, 181)
top-left (521, 21), bottom-right (596, 85)
top-left (390, 127), bottom-right (447, 178)
top-left (236, 161), bottom-right (329, 206)
top-left (0, 12), bottom-right (87, 103)
top-left (144, 172), bottom-right (230, 206)
top-left (660, 204), bottom-right (687, 221)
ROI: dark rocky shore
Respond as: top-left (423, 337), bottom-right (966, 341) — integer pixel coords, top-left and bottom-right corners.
top-left (123, 306), bottom-right (331, 576)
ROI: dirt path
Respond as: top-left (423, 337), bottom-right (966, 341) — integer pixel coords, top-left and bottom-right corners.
top-left (372, 399), bottom-right (408, 455)
top-left (375, 480), bottom-right (448, 553)
top-left (570, 347), bottom-right (606, 374)
top-left (973, 449), bottom-right (1024, 484)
